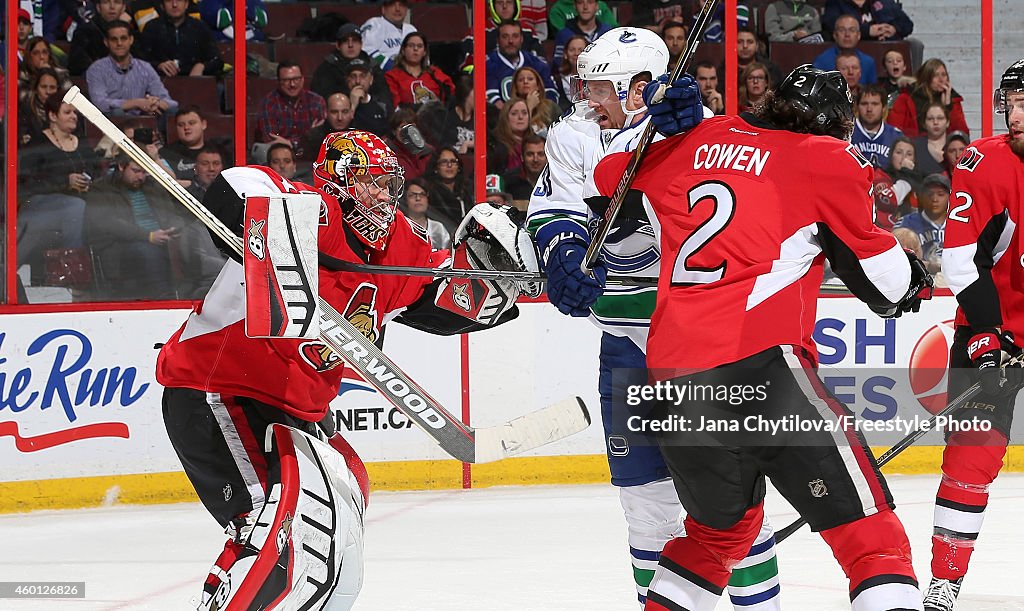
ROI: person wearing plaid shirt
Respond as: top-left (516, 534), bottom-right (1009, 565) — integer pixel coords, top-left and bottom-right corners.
top-left (255, 61), bottom-right (327, 159)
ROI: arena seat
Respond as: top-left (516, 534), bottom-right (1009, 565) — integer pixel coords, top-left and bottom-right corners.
top-left (860, 40), bottom-right (912, 73)
top-left (274, 41), bottom-right (334, 80)
top-left (163, 77), bottom-right (220, 115)
top-left (414, 4), bottom-right (470, 42)
top-left (768, 41), bottom-right (829, 73)
top-left (264, 3), bottom-right (312, 40)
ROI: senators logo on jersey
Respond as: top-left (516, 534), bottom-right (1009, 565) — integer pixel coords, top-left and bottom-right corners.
top-left (957, 146), bottom-right (985, 172)
top-left (299, 341), bottom-right (343, 372)
top-left (344, 283), bottom-right (380, 342)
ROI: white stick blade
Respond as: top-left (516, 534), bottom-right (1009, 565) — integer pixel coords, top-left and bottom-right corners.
top-left (472, 397), bottom-right (591, 464)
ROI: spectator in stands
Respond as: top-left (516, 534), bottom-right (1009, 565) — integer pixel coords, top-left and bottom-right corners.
top-left (15, 9), bottom-right (33, 58)
top-left (504, 133), bottom-right (545, 201)
top-left (266, 142), bottom-right (311, 183)
top-left (822, 0), bottom-right (922, 69)
top-left (186, 145), bottom-right (225, 201)
top-left (303, 93), bottom-right (354, 161)
top-left (311, 23), bottom-right (389, 103)
top-left (661, 21), bottom-right (687, 68)
top-left (17, 96), bottom-right (98, 284)
top-left (385, 107), bottom-right (432, 181)
top-left (552, 0), bottom-right (613, 69)
top-left (362, 0), bottom-right (418, 71)
top-left (764, 0), bottom-right (822, 42)
top-left (161, 105), bottom-right (208, 182)
top-left (892, 227), bottom-right (923, 259)
top-left (85, 152), bottom-right (182, 300)
top-left (518, 0), bottom-right (549, 42)
top-left (836, 51), bottom-right (862, 97)
top-left (18, 67), bottom-right (61, 145)
top-left (346, 58), bottom-right (392, 137)
top-left (426, 146), bottom-right (474, 231)
top-left (402, 178), bottom-right (450, 249)
top-left (554, 35), bottom-right (587, 110)
top-left (888, 58), bottom-right (969, 138)
top-left (255, 61), bottom-right (327, 160)
top-left (694, 61), bottom-right (724, 115)
top-left (490, 98), bottom-right (531, 176)
top-left (730, 27), bottom-right (782, 94)
top-left (548, 0), bottom-right (617, 35)
top-left (486, 20), bottom-right (557, 108)
top-left (485, 0), bottom-right (541, 54)
top-left (69, 0), bottom-right (135, 76)
top-left (385, 32), bottom-right (455, 109)
top-left (18, 37), bottom-right (70, 94)
top-left (139, 0), bottom-right (225, 77)
top-left (737, 62), bottom-right (771, 113)
top-left (879, 49), bottom-right (914, 108)
top-left (886, 136), bottom-right (922, 214)
top-left (633, 0), bottom-right (690, 34)
top-left (813, 14), bottom-right (876, 84)
top-left (199, 0), bottom-right (269, 42)
top-left (893, 172), bottom-right (948, 276)
top-left (124, 123), bottom-right (178, 180)
top-left (943, 130), bottom-right (969, 177)
top-left (418, 75), bottom-right (475, 155)
top-left (696, 0), bottom-right (750, 43)
top-left (86, 21), bottom-right (177, 118)
top-left (911, 102), bottom-right (950, 178)
top-left (851, 84), bottom-right (904, 169)
top-left (511, 67), bottom-right (561, 136)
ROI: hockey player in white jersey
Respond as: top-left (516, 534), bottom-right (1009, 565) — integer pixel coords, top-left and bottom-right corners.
top-left (528, 28), bottom-right (782, 609)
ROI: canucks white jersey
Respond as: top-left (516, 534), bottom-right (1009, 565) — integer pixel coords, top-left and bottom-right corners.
top-left (528, 108), bottom-right (660, 352)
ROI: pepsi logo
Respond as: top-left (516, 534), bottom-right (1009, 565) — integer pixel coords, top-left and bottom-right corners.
top-left (908, 320), bottom-right (955, 414)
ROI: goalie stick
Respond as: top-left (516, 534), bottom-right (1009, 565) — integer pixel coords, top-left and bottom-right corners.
top-left (63, 86), bottom-right (591, 464)
top-left (333, 260), bottom-right (659, 287)
top-left (580, 0), bottom-right (721, 275)
top-left (774, 352), bottom-right (1024, 543)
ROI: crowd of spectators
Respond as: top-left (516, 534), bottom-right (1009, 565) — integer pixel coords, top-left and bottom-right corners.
top-left (0, 0), bottom-right (980, 303)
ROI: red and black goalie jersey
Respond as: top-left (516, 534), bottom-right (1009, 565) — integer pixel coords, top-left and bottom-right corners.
top-left (592, 114), bottom-right (911, 375)
top-left (156, 166), bottom-right (445, 421)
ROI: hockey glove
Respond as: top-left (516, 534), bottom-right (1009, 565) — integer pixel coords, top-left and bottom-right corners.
top-left (967, 329), bottom-right (1024, 397)
top-left (542, 234), bottom-right (607, 317)
top-left (869, 249), bottom-right (934, 318)
top-left (642, 74), bottom-right (704, 137)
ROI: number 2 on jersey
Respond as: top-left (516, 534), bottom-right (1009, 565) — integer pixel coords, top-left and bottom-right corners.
top-left (672, 181), bottom-right (736, 284)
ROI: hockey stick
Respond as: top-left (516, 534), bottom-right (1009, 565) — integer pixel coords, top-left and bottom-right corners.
top-left (332, 260), bottom-right (659, 287)
top-left (774, 352), bottom-right (1024, 543)
top-left (64, 86), bottom-right (591, 464)
top-left (580, 0), bottom-right (721, 275)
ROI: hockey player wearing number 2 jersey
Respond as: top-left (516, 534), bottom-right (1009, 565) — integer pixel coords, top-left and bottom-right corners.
top-left (922, 59), bottom-right (1024, 611)
top-left (594, 65), bottom-right (934, 611)
top-left (529, 28), bottom-right (781, 609)
top-left (157, 131), bottom-right (532, 611)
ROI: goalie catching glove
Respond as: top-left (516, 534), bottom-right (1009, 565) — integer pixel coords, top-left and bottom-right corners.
top-left (434, 203), bottom-right (542, 326)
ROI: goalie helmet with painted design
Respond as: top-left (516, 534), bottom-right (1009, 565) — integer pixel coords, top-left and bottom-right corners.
top-left (314, 130), bottom-right (405, 250)
top-left (995, 58), bottom-right (1024, 132)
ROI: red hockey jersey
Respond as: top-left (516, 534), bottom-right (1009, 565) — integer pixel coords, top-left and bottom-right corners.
top-left (593, 114), bottom-right (911, 374)
top-left (156, 166), bottom-right (443, 421)
top-left (943, 134), bottom-right (1024, 340)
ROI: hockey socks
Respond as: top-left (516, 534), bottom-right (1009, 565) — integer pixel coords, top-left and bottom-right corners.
top-left (726, 516), bottom-right (781, 610)
top-left (818, 511), bottom-right (921, 611)
top-left (931, 430), bottom-right (1007, 581)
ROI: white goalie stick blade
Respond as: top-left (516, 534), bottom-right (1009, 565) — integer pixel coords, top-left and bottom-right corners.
top-left (62, 85), bottom-right (593, 465)
top-left (472, 397), bottom-right (591, 463)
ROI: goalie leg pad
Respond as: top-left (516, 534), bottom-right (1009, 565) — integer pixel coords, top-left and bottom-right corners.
top-left (199, 424), bottom-right (367, 611)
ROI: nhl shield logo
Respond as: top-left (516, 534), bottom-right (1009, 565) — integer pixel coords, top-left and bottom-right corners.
top-left (222, 484), bottom-right (233, 502)
top-left (808, 479), bottom-right (828, 498)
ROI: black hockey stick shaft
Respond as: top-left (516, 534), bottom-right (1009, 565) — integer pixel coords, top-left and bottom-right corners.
top-left (580, 0), bottom-right (721, 275)
top-left (775, 374), bottom-right (1000, 544)
top-left (332, 260), bottom-right (659, 287)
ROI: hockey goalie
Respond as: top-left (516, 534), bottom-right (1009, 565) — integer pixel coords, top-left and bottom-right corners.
top-left (155, 131), bottom-right (540, 610)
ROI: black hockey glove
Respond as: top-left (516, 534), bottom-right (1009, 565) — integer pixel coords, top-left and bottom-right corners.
top-left (967, 329), bottom-right (1024, 397)
top-left (869, 249), bottom-right (934, 318)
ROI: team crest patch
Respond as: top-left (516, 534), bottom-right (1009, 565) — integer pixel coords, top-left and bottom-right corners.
top-left (957, 146), bottom-right (985, 172)
top-left (247, 218), bottom-right (266, 260)
top-left (275, 513), bottom-right (293, 554)
top-left (451, 282), bottom-right (472, 311)
top-left (319, 200), bottom-right (329, 226)
top-left (299, 341), bottom-right (343, 372)
top-left (344, 283), bottom-right (380, 342)
top-left (845, 144), bottom-right (871, 169)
